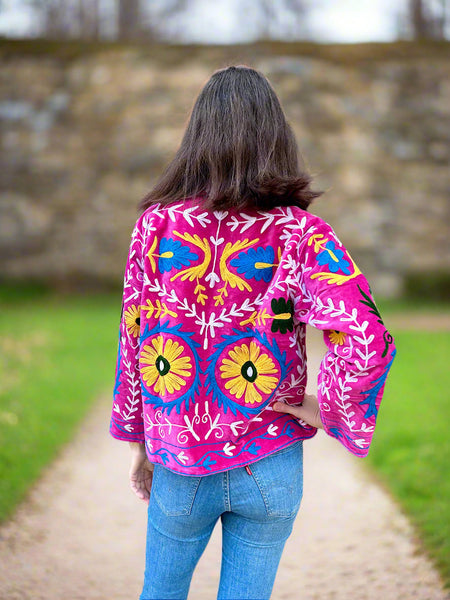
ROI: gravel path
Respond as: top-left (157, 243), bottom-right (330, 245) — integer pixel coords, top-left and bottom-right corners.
top-left (0, 328), bottom-right (448, 600)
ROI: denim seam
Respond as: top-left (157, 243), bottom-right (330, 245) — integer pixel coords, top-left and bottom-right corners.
top-left (185, 477), bottom-right (202, 515)
top-left (224, 513), bottom-right (293, 526)
top-left (148, 514), bottom-right (213, 543)
top-left (222, 523), bottom-right (293, 548)
top-left (248, 468), bottom-right (272, 516)
top-left (223, 471), bottom-right (231, 512)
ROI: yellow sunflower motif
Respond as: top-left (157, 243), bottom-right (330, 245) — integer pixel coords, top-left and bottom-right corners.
top-left (140, 336), bottom-right (192, 395)
top-left (328, 330), bottom-right (347, 345)
top-left (220, 341), bottom-right (278, 405)
top-left (124, 305), bottom-right (141, 338)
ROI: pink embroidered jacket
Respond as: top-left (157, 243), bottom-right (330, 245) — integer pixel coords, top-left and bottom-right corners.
top-left (110, 199), bottom-right (396, 475)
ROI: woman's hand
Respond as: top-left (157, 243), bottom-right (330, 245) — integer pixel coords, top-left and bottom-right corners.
top-left (273, 393), bottom-right (324, 430)
top-left (129, 443), bottom-right (154, 504)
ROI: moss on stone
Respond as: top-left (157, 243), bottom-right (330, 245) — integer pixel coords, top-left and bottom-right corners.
top-left (0, 37), bottom-right (449, 65)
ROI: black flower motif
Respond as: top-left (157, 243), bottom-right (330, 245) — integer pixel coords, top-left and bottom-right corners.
top-left (271, 298), bottom-right (294, 334)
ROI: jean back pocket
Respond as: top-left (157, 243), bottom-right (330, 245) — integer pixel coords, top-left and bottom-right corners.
top-left (250, 441), bottom-right (303, 518)
top-left (152, 464), bottom-right (202, 517)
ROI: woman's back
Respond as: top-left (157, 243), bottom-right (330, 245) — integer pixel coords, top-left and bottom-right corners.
top-left (110, 198), bottom-right (395, 475)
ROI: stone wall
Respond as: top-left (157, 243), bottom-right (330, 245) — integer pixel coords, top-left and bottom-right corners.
top-left (1, 40), bottom-right (449, 297)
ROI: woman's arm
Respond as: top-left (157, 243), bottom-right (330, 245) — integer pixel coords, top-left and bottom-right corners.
top-left (129, 442), bottom-right (154, 503)
top-left (277, 217), bottom-right (396, 457)
top-left (110, 217), bottom-right (146, 444)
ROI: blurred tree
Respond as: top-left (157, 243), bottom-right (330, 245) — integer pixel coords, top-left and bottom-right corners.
top-left (84, 0), bottom-right (100, 39)
top-left (411, 0), bottom-right (432, 37)
top-left (25, 0), bottom-right (190, 41)
top-left (249, 0), bottom-right (314, 40)
top-left (400, 0), bottom-right (449, 39)
top-left (117, 0), bottom-right (140, 40)
top-left (28, 0), bottom-right (102, 39)
top-left (139, 0), bottom-right (189, 41)
top-left (8, 0), bottom-right (316, 42)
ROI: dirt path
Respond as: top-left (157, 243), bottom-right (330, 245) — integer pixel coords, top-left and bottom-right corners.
top-left (0, 329), bottom-right (448, 600)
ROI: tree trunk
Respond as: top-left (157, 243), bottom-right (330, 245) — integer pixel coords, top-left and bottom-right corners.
top-left (118, 0), bottom-right (141, 40)
top-left (410, 0), bottom-right (431, 38)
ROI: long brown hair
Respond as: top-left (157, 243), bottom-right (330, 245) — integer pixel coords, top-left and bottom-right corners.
top-left (139, 65), bottom-right (321, 212)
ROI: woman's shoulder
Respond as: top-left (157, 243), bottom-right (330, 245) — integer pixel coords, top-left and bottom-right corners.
top-left (260, 205), bottom-right (335, 238)
top-left (132, 200), bottom-right (334, 238)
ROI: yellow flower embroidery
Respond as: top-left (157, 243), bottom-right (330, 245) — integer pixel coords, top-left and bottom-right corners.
top-left (220, 342), bottom-right (278, 405)
top-left (124, 305), bottom-right (141, 338)
top-left (328, 330), bottom-right (347, 345)
top-left (140, 336), bottom-right (192, 395)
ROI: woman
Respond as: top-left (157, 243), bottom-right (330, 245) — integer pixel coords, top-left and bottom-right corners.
top-left (110, 65), bottom-right (396, 600)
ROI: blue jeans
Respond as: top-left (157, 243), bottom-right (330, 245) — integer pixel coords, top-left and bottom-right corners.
top-left (140, 440), bottom-right (303, 600)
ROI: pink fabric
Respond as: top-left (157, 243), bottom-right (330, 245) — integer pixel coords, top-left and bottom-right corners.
top-left (110, 199), bottom-right (396, 475)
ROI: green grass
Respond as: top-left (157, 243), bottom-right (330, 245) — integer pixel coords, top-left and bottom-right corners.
top-left (0, 291), bottom-right (120, 523)
top-left (377, 297), bottom-right (450, 315)
top-left (367, 330), bottom-right (450, 586)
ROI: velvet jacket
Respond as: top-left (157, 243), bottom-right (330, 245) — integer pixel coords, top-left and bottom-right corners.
top-left (110, 199), bottom-right (396, 475)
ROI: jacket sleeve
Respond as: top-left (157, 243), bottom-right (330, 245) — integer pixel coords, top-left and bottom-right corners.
top-left (110, 216), bottom-right (146, 443)
top-left (295, 218), bottom-right (396, 457)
